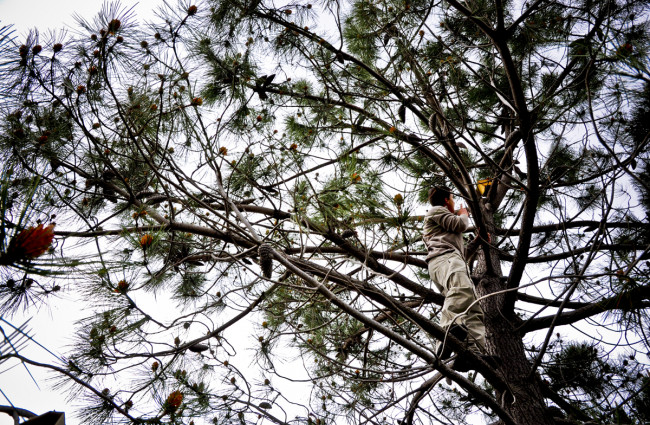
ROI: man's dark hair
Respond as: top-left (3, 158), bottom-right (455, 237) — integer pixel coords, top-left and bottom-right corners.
top-left (428, 186), bottom-right (451, 206)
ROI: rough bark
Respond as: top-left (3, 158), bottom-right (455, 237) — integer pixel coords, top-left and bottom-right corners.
top-left (474, 203), bottom-right (556, 425)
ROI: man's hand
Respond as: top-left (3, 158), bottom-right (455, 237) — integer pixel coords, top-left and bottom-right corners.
top-left (458, 205), bottom-right (469, 217)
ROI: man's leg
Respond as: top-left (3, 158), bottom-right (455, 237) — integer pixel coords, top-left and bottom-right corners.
top-left (445, 271), bottom-right (486, 353)
top-left (430, 255), bottom-right (499, 371)
top-left (428, 254), bottom-right (481, 355)
top-left (428, 257), bottom-right (456, 358)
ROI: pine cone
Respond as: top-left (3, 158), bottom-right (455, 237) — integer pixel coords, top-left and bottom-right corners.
top-left (341, 229), bottom-right (357, 239)
top-left (258, 243), bottom-right (273, 278)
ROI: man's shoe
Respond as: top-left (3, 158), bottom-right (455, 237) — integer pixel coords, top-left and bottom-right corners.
top-left (452, 353), bottom-right (502, 372)
top-left (436, 325), bottom-right (468, 361)
top-left (451, 352), bottom-right (472, 372)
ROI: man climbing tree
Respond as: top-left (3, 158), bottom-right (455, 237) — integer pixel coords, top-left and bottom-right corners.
top-left (423, 186), bottom-right (499, 372)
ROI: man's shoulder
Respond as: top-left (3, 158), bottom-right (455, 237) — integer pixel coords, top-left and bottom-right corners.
top-left (424, 206), bottom-right (449, 231)
top-left (425, 206), bottom-right (449, 218)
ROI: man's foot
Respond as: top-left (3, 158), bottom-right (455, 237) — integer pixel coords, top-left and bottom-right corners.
top-left (452, 352), bottom-right (502, 372)
top-left (436, 325), bottom-right (468, 361)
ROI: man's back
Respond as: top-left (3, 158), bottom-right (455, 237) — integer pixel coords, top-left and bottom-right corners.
top-left (423, 205), bottom-right (468, 262)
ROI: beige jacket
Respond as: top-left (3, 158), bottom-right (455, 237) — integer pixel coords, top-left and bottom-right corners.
top-left (423, 206), bottom-right (469, 262)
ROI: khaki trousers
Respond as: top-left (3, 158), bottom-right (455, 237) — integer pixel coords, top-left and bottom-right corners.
top-left (428, 251), bottom-right (486, 353)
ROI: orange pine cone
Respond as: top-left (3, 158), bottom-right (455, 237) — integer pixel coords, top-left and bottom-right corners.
top-left (140, 234), bottom-right (154, 248)
top-left (8, 224), bottom-right (55, 260)
top-left (165, 390), bottom-right (183, 411)
top-left (115, 280), bottom-right (129, 293)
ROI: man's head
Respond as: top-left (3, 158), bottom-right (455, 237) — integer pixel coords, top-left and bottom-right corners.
top-left (428, 186), bottom-right (454, 212)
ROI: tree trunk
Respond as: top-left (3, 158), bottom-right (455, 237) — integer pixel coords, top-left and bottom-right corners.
top-left (474, 206), bottom-right (556, 425)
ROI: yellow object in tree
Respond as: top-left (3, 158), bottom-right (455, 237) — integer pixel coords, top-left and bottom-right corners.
top-left (477, 178), bottom-right (493, 195)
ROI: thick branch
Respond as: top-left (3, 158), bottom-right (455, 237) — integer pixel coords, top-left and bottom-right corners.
top-left (521, 284), bottom-right (650, 333)
top-left (495, 220), bottom-right (646, 236)
top-left (516, 293), bottom-right (590, 309)
top-left (499, 243), bottom-right (643, 263)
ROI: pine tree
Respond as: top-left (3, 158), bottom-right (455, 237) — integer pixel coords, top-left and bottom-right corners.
top-left (1, 0), bottom-right (649, 424)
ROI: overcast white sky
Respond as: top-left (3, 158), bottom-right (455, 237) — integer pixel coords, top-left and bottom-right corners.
top-left (0, 3), bottom-right (162, 424)
top-left (0, 0), bottom-right (161, 36)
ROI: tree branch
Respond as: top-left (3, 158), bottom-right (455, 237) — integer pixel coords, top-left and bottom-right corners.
top-left (521, 283), bottom-right (650, 333)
